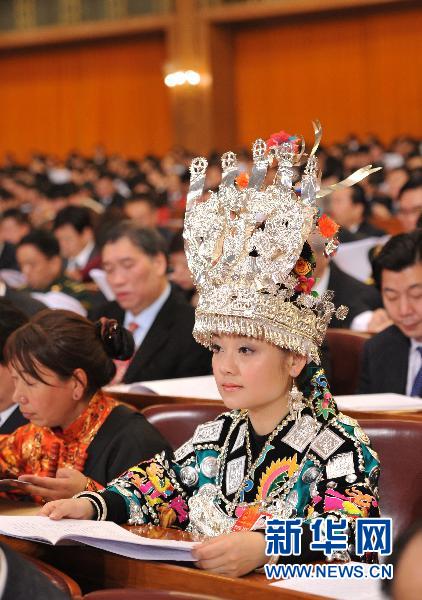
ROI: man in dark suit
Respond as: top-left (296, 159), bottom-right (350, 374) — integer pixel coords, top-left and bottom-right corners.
top-left (358, 230), bottom-right (422, 395)
top-left (328, 184), bottom-right (386, 243)
top-left (53, 205), bottom-right (101, 282)
top-left (0, 299), bottom-right (29, 433)
top-left (311, 234), bottom-right (383, 330)
top-left (90, 222), bottom-right (211, 383)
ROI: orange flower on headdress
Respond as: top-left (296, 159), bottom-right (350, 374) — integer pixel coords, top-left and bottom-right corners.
top-left (318, 214), bottom-right (339, 238)
top-left (294, 258), bottom-right (312, 277)
top-left (235, 172), bottom-right (249, 189)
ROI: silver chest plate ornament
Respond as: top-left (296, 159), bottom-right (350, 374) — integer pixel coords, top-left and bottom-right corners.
top-left (180, 465), bottom-right (199, 487)
top-left (187, 484), bottom-right (235, 537)
top-left (200, 456), bottom-right (218, 479)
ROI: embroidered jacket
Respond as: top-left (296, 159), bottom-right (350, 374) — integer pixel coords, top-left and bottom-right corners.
top-left (97, 369), bottom-right (380, 562)
top-left (0, 392), bottom-right (118, 502)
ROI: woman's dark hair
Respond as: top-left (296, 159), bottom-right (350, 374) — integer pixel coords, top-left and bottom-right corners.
top-left (4, 309), bottom-right (134, 395)
top-left (372, 230), bottom-right (422, 290)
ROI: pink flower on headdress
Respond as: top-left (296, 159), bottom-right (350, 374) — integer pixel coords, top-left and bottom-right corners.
top-left (295, 275), bottom-right (315, 294)
top-left (266, 130), bottom-right (292, 148)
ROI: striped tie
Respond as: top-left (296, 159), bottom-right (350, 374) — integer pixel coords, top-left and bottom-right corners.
top-left (410, 346), bottom-right (422, 397)
top-left (111, 322), bottom-right (139, 385)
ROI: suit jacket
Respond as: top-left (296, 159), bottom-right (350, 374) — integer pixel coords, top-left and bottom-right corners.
top-left (357, 325), bottom-right (410, 394)
top-left (0, 242), bottom-right (18, 270)
top-left (3, 286), bottom-right (46, 317)
top-left (328, 263), bottom-right (383, 328)
top-left (356, 221), bottom-right (386, 239)
top-left (90, 287), bottom-right (212, 383)
top-left (338, 221), bottom-right (385, 243)
top-left (0, 405), bottom-right (28, 434)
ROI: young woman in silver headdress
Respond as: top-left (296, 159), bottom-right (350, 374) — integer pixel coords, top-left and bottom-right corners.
top-left (41, 126), bottom-right (381, 576)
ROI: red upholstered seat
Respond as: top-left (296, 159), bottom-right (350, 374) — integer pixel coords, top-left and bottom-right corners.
top-left (142, 403), bottom-right (223, 450)
top-left (359, 419), bottom-right (422, 539)
top-left (326, 328), bottom-right (371, 395)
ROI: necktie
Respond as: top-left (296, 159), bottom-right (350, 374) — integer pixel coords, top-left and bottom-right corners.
top-left (410, 346), bottom-right (422, 397)
top-left (111, 322), bottom-right (139, 385)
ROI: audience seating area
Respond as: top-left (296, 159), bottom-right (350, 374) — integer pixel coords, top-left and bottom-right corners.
top-left (326, 329), bottom-right (371, 395)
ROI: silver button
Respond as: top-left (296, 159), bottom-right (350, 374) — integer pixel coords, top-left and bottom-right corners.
top-left (180, 465), bottom-right (199, 487)
top-left (200, 456), bottom-right (218, 479)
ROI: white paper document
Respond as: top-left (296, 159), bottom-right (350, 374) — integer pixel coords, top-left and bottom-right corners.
top-left (106, 375), bottom-right (222, 400)
top-left (336, 393), bottom-right (422, 412)
top-left (0, 516), bottom-right (196, 561)
top-left (333, 236), bottom-right (389, 282)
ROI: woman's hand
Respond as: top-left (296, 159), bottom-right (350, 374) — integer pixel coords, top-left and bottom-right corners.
top-left (38, 498), bottom-right (95, 520)
top-left (192, 531), bottom-right (267, 577)
top-left (18, 467), bottom-right (88, 500)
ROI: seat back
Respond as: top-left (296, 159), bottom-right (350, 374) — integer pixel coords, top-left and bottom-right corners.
top-left (326, 328), bottom-right (371, 395)
top-left (360, 419), bottom-right (422, 539)
top-left (26, 555), bottom-right (82, 598)
top-left (142, 403), bottom-right (224, 449)
top-left (84, 589), bottom-right (223, 599)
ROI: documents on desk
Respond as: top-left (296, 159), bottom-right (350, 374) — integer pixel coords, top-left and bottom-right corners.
top-left (106, 375), bottom-right (421, 414)
top-left (0, 516), bottom-right (196, 561)
top-left (336, 393), bottom-right (422, 412)
top-left (106, 375), bottom-right (221, 400)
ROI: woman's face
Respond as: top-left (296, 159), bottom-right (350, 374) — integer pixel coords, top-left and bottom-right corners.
top-left (10, 362), bottom-right (86, 430)
top-left (211, 334), bottom-right (303, 414)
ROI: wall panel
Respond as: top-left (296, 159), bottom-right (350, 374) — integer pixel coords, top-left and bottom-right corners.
top-left (0, 35), bottom-right (170, 159)
top-left (233, 5), bottom-right (422, 145)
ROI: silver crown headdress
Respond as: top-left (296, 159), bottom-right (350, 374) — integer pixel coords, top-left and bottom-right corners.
top-left (184, 122), bottom-right (380, 362)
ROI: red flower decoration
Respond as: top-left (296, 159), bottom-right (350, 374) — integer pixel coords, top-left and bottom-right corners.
top-left (318, 213), bottom-right (339, 238)
top-left (295, 275), bottom-right (315, 294)
top-left (235, 172), bottom-right (249, 189)
top-left (266, 130), bottom-right (292, 148)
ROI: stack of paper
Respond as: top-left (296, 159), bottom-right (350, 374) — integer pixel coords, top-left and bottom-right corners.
top-left (0, 516), bottom-right (195, 561)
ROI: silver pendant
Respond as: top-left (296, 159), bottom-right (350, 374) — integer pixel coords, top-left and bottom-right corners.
top-left (282, 415), bottom-right (320, 452)
top-left (174, 438), bottom-right (194, 463)
top-left (192, 420), bottom-right (224, 444)
top-left (326, 451), bottom-right (355, 480)
top-left (188, 484), bottom-right (235, 537)
top-left (225, 456), bottom-right (246, 495)
top-left (231, 422), bottom-right (247, 454)
top-left (310, 428), bottom-right (344, 460)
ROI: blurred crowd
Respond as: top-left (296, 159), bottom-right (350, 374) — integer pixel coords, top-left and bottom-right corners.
top-left (0, 132), bottom-right (421, 328)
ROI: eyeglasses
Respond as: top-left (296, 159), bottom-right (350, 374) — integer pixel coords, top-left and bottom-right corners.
top-left (397, 206), bottom-right (422, 217)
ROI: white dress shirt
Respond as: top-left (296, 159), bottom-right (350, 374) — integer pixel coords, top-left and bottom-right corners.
top-left (67, 241), bottom-right (95, 271)
top-left (124, 284), bottom-right (171, 349)
top-left (406, 338), bottom-right (422, 396)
